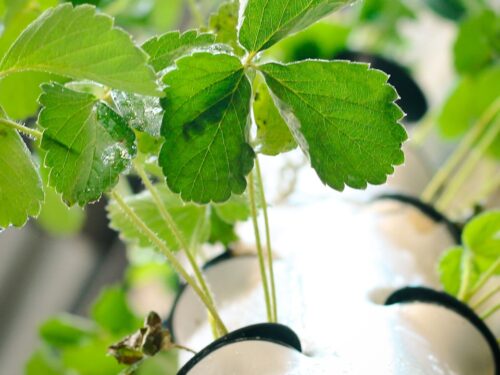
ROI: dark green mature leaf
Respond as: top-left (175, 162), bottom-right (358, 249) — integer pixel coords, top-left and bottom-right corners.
top-left (0, 110), bottom-right (44, 228)
top-left (253, 76), bottom-right (296, 155)
top-left (425, 0), bottom-right (465, 21)
top-left (463, 210), bottom-right (500, 259)
top-left (439, 246), bottom-right (463, 296)
top-left (107, 184), bottom-right (210, 251)
top-left (38, 83), bottom-right (137, 206)
top-left (142, 30), bottom-right (215, 72)
top-left (209, 1), bottom-right (245, 56)
top-left (91, 285), bottom-right (142, 335)
top-left (0, 4), bottom-right (161, 96)
top-left (39, 315), bottom-right (97, 349)
top-left (214, 194), bottom-right (250, 223)
top-left (454, 10), bottom-right (500, 75)
top-left (260, 60), bottom-right (406, 190)
top-left (208, 209), bottom-right (239, 245)
top-left (159, 52), bottom-right (254, 203)
top-left (239, 0), bottom-right (353, 52)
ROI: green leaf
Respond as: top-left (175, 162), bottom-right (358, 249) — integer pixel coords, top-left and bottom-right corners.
top-left (159, 52), bottom-right (255, 203)
top-left (209, 1), bottom-right (245, 56)
top-left (37, 159), bottom-right (86, 235)
top-left (39, 314), bottom-right (97, 348)
top-left (463, 210), bottom-right (500, 258)
top-left (425, 0), bottom-right (466, 21)
top-left (260, 60), bottom-right (406, 190)
top-left (0, 4), bottom-right (161, 96)
top-left (107, 184), bottom-right (210, 251)
top-left (253, 75), bottom-right (296, 155)
top-left (26, 348), bottom-right (63, 375)
top-left (38, 83), bottom-right (137, 206)
top-left (208, 209), bottom-right (239, 245)
top-left (62, 339), bottom-right (126, 374)
top-left (91, 285), bottom-right (141, 335)
top-left (239, 0), bottom-right (353, 52)
top-left (438, 246), bottom-right (463, 296)
top-left (111, 91), bottom-right (163, 137)
top-left (454, 10), bottom-right (500, 75)
top-left (214, 193), bottom-right (250, 223)
top-left (0, 112), bottom-right (44, 228)
top-left (142, 29), bottom-right (215, 72)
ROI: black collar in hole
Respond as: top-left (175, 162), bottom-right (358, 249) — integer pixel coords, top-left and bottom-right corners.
top-left (373, 193), bottom-right (462, 244)
top-left (385, 286), bottom-right (500, 374)
top-left (177, 323), bottom-right (302, 375)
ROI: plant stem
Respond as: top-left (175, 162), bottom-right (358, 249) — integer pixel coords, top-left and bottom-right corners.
top-left (472, 285), bottom-right (500, 310)
top-left (481, 304), bottom-right (500, 320)
top-left (110, 191), bottom-right (228, 335)
top-left (133, 162), bottom-right (226, 337)
top-left (457, 251), bottom-right (473, 301)
top-left (466, 257), bottom-right (500, 302)
top-left (248, 171), bottom-right (273, 322)
top-left (421, 98), bottom-right (500, 203)
top-left (255, 157), bottom-right (277, 322)
top-left (0, 118), bottom-right (42, 139)
top-left (436, 117), bottom-right (500, 212)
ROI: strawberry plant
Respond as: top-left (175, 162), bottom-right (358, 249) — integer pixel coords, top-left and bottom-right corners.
top-left (0, 0), bottom-right (407, 370)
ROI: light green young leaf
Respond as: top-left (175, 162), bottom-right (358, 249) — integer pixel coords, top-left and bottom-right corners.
top-left (253, 75), bottom-right (296, 155)
top-left (26, 348), bottom-right (63, 375)
top-left (0, 110), bottom-right (44, 228)
top-left (214, 193), bottom-right (250, 223)
top-left (239, 0), bottom-right (354, 52)
top-left (0, 4), bottom-right (161, 96)
top-left (38, 83), bottom-right (137, 206)
top-left (39, 314), bottom-right (97, 349)
top-left (454, 10), bottom-right (500, 75)
top-left (142, 30), bottom-right (216, 72)
top-left (107, 184), bottom-right (210, 251)
top-left (463, 210), bottom-right (500, 259)
top-left (438, 246), bottom-right (463, 296)
top-left (209, 1), bottom-right (245, 56)
top-left (159, 52), bottom-right (255, 203)
top-left (260, 60), bottom-right (406, 191)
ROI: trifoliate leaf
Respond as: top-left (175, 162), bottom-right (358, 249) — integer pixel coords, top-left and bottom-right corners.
top-left (107, 184), bottom-right (210, 251)
top-left (463, 210), bottom-right (500, 259)
top-left (438, 246), bottom-right (463, 296)
top-left (142, 30), bottom-right (215, 72)
top-left (159, 52), bottom-right (254, 203)
top-left (438, 66), bottom-right (500, 158)
top-left (238, 0), bottom-right (354, 52)
top-left (209, 1), bottom-right (244, 56)
top-left (0, 4), bottom-right (161, 96)
top-left (111, 91), bottom-right (163, 137)
top-left (214, 194), bottom-right (250, 223)
top-left (253, 75), bottom-right (296, 155)
top-left (454, 10), bottom-right (500, 75)
top-left (260, 60), bottom-right (406, 190)
top-left (38, 83), bottom-right (137, 206)
top-left (0, 111), bottom-right (44, 228)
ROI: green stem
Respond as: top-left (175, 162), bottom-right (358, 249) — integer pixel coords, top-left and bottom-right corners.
top-left (457, 251), bottom-right (473, 301)
top-left (481, 304), bottom-right (500, 320)
top-left (466, 257), bottom-right (500, 302)
top-left (436, 117), bottom-right (500, 212)
top-left (255, 157), bottom-right (277, 322)
top-left (110, 191), bottom-right (228, 335)
top-left (248, 171), bottom-right (273, 322)
top-left (133, 162), bottom-right (226, 337)
top-left (0, 118), bottom-right (42, 139)
top-left (472, 285), bottom-right (500, 310)
top-left (421, 98), bottom-right (500, 203)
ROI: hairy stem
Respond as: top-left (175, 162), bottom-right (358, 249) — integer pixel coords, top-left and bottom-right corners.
top-left (248, 171), bottom-right (273, 322)
top-left (133, 162), bottom-right (226, 337)
top-left (421, 98), bottom-right (500, 203)
top-left (457, 251), bottom-right (473, 301)
top-left (472, 285), bottom-right (500, 310)
top-left (466, 257), bottom-right (500, 302)
top-left (436, 118), bottom-right (500, 212)
top-left (110, 191), bottom-right (228, 335)
top-left (255, 157), bottom-right (277, 322)
top-left (0, 118), bottom-right (42, 139)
